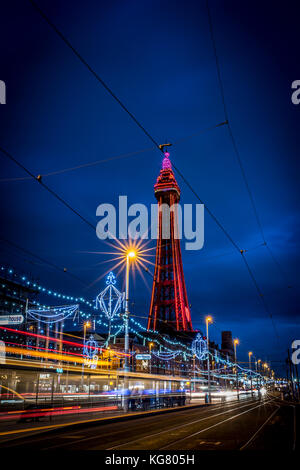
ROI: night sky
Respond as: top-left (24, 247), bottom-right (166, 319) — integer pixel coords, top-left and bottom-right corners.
top-left (0, 0), bottom-right (299, 374)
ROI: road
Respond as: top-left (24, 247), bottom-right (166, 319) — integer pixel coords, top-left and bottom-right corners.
top-left (0, 394), bottom-right (297, 451)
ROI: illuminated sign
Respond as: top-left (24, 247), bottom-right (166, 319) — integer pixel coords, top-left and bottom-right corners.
top-left (84, 355), bottom-right (98, 369)
top-left (136, 354), bottom-right (151, 360)
top-left (0, 315), bottom-right (24, 325)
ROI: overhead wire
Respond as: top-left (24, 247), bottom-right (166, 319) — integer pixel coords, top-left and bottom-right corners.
top-left (205, 0), bottom-right (290, 288)
top-left (29, 0), bottom-right (161, 150)
top-left (19, 0), bottom-right (279, 342)
top-left (0, 122), bottom-right (227, 183)
top-left (0, 237), bottom-right (88, 286)
top-left (0, 145), bottom-right (96, 232)
top-left (0, 147), bottom-right (154, 182)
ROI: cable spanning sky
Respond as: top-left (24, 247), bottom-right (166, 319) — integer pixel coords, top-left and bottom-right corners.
top-left (0, 0), bottom-right (299, 374)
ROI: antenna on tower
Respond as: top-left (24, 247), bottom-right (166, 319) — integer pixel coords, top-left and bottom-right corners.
top-left (158, 143), bottom-right (172, 153)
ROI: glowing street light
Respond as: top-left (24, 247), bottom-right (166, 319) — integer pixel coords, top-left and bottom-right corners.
top-left (233, 339), bottom-right (239, 361)
top-left (233, 339), bottom-right (239, 399)
top-left (205, 315), bottom-right (213, 403)
top-left (148, 342), bottom-right (154, 374)
top-left (83, 321), bottom-right (91, 343)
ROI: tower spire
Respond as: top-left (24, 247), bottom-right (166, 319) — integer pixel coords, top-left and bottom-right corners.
top-left (162, 151), bottom-right (172, 170)
top-left (147, 151), bottom-right (193, 332)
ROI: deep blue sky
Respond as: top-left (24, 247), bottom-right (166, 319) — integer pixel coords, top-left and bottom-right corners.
top-left (0, 0), bottom-right (299, 374)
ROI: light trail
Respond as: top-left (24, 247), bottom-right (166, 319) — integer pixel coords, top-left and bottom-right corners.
top-left (4, 341), bottom-right (84, 358)
top-left (0, 326), bottom-right (129, 356)
top-left (0, 405), bottom-right (118, 422)
top-left (0, 385), bottom-right (24, 401)
top-left (2, 357), bottom-right (192, 382)
top-left (4, 345), bottom-right (110, 367)
top-left (0, 402), bottom-right (201, 438)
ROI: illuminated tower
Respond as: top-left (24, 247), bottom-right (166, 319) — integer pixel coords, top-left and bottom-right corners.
top-left (147, 151), bottom-right (193, 332)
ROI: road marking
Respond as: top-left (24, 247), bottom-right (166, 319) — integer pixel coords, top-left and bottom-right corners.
top-left (44, 399), bottom-right (258, 451)
top-left (107, 398), bottom-right (264, 450)
top-left (239, 405), bottom-right (280, 450)
top-left (160, 399), bottom-right (274, 449)
top-left (42, 398), bottom-right (257, 450)
top-left (199, 440), bottom-right (221, 446)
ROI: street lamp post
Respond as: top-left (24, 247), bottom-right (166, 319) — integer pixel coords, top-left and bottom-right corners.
top-left (257, 359), bottom-right (262, 389)
top-left (267, 364), bottom-right (270, 383)
top-left (83, 321), bottom-right (91, 344)
top-left (254, 358), bottom-right (258, 391)
top-left (193, 354), bottom-right (196, 392)
top-left (263, 363), bottom-right (268, 386)
top-left (234, 339), bottom-right (239, 399)
top-left (82, 321), bottom-right (91, 385)
top-left (124, 250), bottom-right (136, 371)
top-left (255, 360), bottom-right (257, 390)
top-left (205, 316), bottom-right (213, 404)
top-left (248, 351), bottom-right (253, 396)
top-left (149, 342), bottom-right (154, 374)
top-left (122, 250), bottom-right (136, 413)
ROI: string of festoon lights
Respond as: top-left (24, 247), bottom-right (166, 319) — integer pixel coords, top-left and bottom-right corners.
top-left (1, 265), bottom-right (264, 377)
top-left (1, 265), bottom-right (194, 356)
top-left (201, 351), bottom-right (262, 377)
top-left (0, 266), bottom-right (95, 308)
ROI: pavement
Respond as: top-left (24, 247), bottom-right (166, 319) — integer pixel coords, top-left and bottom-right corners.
top-left (0, 393), bottom-right (297, 450)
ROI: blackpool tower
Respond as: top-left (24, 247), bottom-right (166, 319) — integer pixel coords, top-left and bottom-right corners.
top-left (147, 151), bottom-right (193, 332)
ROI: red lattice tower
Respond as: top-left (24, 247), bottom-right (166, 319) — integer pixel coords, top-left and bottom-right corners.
top-left (147, 151), bottom-right (193, 332)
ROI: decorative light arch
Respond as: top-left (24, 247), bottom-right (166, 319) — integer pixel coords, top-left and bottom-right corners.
top-left (96, 272), bottom-right (124, 321)
top-left (27, 304), bottom-right (79, 324)
top-left (191, 333), bottom-right (208, 360)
